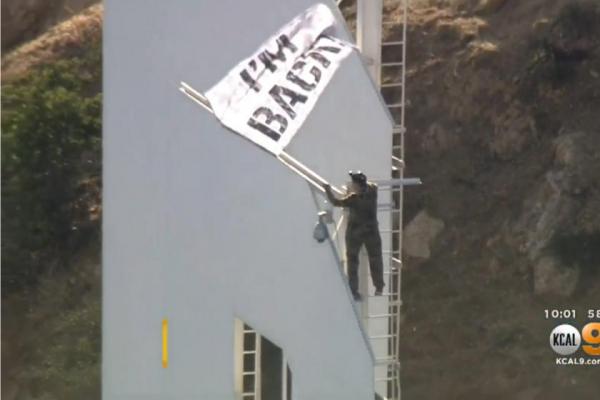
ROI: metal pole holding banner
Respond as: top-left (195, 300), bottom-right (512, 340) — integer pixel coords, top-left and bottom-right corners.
top-left (179, 81), bottom-right (344, 196)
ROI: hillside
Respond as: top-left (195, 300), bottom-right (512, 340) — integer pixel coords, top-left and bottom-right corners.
top-left (383, 0), bottom-right (600, 398)
top-left (2, 1), bottom-right (600, 400)
top-left (2, 4), bottom-right (102, 400)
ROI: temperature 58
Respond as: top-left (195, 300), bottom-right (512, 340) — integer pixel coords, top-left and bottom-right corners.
top-left (588, 309), bottom-right (600, 319)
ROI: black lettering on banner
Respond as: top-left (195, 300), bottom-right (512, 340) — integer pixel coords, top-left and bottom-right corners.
top-left (305, 51), bottom-right (331, 68)
top-left (314, 34), bottom-right (343, 51)
top-left (313, 45), bottom-right (342, 54)
top-left (304, 36), bottom-right (343, 68)
top-left (286, 60), bottom-right (322, 91)
top-left (240, 60), bottom-right (261, 92)
top-left (258, 35), bottom-right (298, 72)
top-left (269, 85), bottom-right (308, 119)
top-left (247, 107), bottom-right (288, 141)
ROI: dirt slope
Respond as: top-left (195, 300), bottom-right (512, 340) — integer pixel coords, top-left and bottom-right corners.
top-left (1, 3), bottom-right (102, 82)
top-left (385, 1), bottom-right (600, 399)
top-left (1, 0), bottom-right (100, 52)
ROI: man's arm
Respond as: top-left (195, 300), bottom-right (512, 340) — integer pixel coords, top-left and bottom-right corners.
top-left (323, 184), bottom-right (356, 207)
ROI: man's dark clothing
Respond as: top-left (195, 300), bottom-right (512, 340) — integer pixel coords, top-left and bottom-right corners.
top-left (326, 183), bottom-right (385, 296)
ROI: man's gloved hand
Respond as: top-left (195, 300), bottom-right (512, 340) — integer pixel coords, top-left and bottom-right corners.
top-left (323, 183), bottom-right (331, 192)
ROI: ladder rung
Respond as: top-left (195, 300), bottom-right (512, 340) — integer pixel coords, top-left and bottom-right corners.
top-left (381, 82), bottom-right (404, 88)
top-left (370, 334), bottom-right (396, 339)
top-left (376, 376), bottom-right (398, 382)
top-left (375, 358), bottom-right (400, 366)
top-left (364, 297), bottom-right (401, 305)
top-left (387, 103), bottom-right (404, 108)
top-left (382, 20), bottom-right (401, 26)
top-left (242, 350), bottom-right (256, 355)
top-left (368, 292), bottom-right (399, 297)
top-left (367, 300), bottom-right (402, 308)
top-left (242, 371), bottom-right (256, 376)
top-left (243, 329), bottom-right (255, 333)
top-left (382, 62), bottom-right (404, 68)
top-left (368, 314), bottom-right (396, 319)
top-left (375, 357), bottom-right (398, 364)
top-left (379, 229), bottom-right (401, 233)
top-left (383, 270), bottom-right (399, 275)
top-left (242, 392), bottom-right (256, 396)
top-left (374, 267), bottom-right (399, 272)
top-left (382, 40), bottom-right (405, 46)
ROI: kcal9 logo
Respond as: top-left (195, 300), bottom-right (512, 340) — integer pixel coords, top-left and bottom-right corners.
top-left (550, 323), bottom-right (600, 356)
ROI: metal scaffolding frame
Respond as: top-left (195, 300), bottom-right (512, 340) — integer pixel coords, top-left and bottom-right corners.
top-left (353, 0), bottom-right (410, 399)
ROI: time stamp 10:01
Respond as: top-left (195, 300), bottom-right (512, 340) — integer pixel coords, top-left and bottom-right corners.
top-left (545, 309), bottom-right (600, 319)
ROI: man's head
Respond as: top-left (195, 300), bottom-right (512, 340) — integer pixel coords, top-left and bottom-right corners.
top-left (348, 170), bottom-right (367, 191)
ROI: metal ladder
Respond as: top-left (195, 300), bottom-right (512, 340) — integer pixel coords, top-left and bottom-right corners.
top-left (335, 1), bottom-right (410, 398)
top-left (235, 321), bottom-right (292, 400)
top-left (237, 323), bottom-right (262, 400)
top-left (360, 179), bottom-right (403, 400)
top-left (363, 1), bottom-right (408, 399)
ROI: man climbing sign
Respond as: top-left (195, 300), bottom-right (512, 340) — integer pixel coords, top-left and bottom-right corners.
top-left (323, 171), bottom-right (384, 301)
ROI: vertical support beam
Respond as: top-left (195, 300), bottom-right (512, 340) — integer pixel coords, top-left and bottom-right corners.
top-left (255, 334), bottom-right (262, 400)
top-left (233, 319), bottom-right (244, 397)
top-left (396, 3), bottom-right (409, 399)
top-left (281, 356), bottom-right (287, 400)
top-left (356, 0), bottom-right (383, 85)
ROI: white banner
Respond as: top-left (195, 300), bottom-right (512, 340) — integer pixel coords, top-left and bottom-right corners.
top-left (205, 3), bottom-right (354, 155)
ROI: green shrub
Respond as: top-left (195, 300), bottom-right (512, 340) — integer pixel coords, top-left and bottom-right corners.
top-left (1, 44), bottom-right (101, 292)
top-left (20, 257), bottom-right (101, 400)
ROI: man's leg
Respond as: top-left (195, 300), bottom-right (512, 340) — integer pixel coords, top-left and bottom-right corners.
top-left (365, 229), bottom-right (385, 292)
top-left (345, 229), bottom-right (363, 299)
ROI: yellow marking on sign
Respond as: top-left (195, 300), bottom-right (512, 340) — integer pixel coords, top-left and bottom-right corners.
top-left (162, 319), bottom-right (168, 368)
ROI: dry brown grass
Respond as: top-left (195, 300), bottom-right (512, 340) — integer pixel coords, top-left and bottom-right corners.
top-left (1, 3), bottom-right (102, 82)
